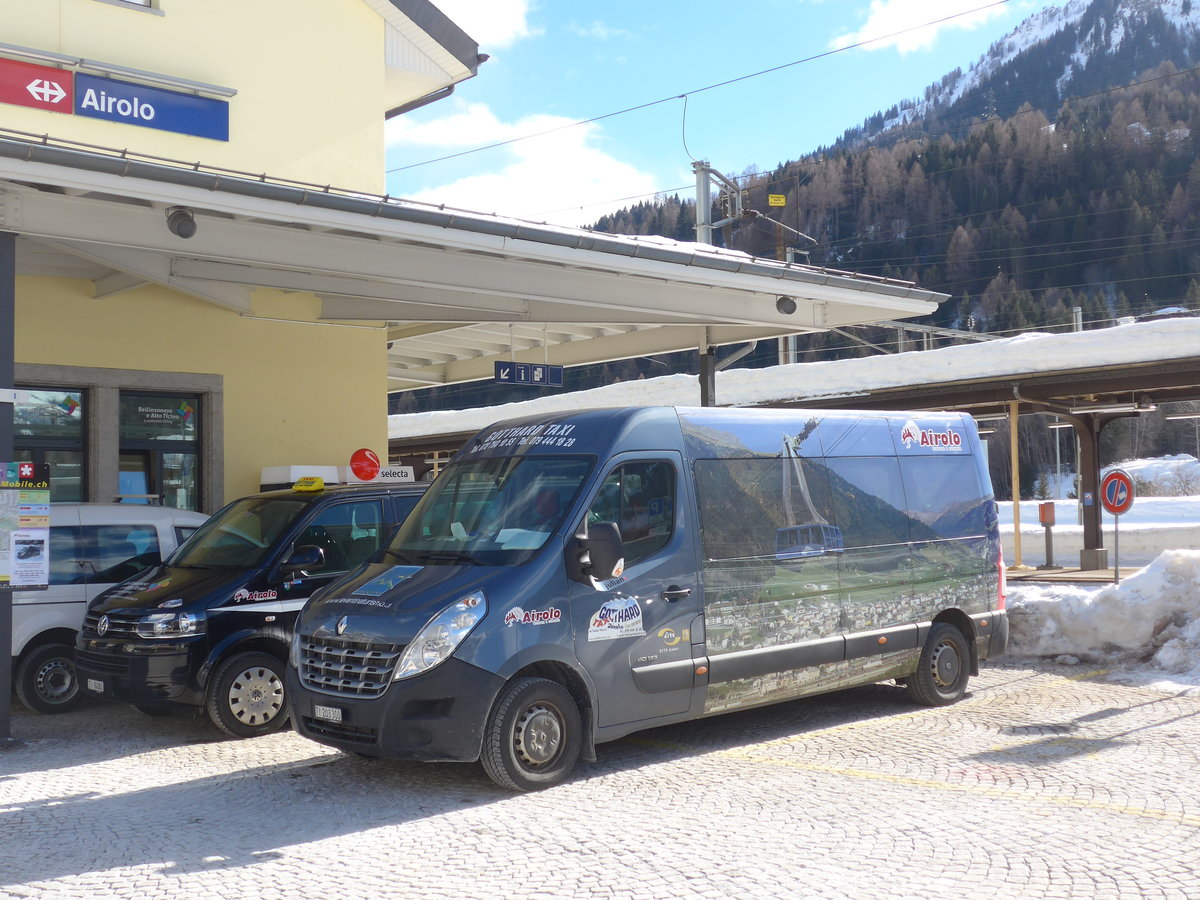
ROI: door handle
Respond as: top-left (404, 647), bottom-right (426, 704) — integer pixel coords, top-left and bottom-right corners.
top-left (661, 585), bottom-right (691, 602)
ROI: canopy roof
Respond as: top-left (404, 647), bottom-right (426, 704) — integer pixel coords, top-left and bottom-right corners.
top-left (0, 135), bottom-right (947, 390)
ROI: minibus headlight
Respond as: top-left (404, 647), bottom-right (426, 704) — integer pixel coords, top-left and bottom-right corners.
top-left (394, 591), bottom-right (487, 680)
top-left (136, 611), bottom-right (206, 639)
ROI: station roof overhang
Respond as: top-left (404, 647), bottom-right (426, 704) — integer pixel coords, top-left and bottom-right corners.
top-left (0, 135), bottom-right (948, 391)
top-left (383, 319), bottom-right (1200, 451)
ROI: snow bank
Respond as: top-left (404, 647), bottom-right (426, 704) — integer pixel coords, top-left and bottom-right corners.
top-left (1008, 549), bottom-right (1200, 691)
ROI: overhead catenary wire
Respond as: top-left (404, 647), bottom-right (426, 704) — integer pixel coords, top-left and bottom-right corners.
top-left (387, 0), bottom-right (1014, 175)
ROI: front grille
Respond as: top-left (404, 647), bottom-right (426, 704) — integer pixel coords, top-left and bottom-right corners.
top-left (76, 649), bottom-right (131, 676)
top-left (83, 610), bottom-right (143, 639)
top-left (303, 716), bottom-right (378, 745)
top-left (297, 633), bottom-right (402, 697)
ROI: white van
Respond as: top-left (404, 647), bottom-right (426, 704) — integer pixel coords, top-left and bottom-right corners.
top-left (11, 503), bottom-right (207, 713)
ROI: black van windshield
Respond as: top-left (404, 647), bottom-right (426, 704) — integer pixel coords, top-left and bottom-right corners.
top-left (168, 496), bottom-right (308, 568)
top-left (386, 455), bottom-right (592, 566)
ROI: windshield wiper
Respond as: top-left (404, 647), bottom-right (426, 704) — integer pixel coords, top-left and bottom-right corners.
top-left (380, 547), bottom-right (419, 565)
top-left (422, 550), bottom-right (485, 566)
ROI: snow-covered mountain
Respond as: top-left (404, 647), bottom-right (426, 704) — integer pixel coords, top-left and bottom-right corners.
top-left (841, 0), bottom-right (1200, 148)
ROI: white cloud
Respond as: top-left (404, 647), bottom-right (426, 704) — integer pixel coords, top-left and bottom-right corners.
top-left (567, 20), bottom-right (632, 40)
top-left (385, 103), bottom-right (659, 228)
top-left (830, 0), bottom-right (1011, 54)
top-left (431, 0), bottom-right (541, 49)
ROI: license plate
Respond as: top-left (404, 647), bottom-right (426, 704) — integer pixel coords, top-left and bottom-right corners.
top-left (87, 678), bottom-right (104, 694)
top-left (313, 704), bottom-right (343, 723)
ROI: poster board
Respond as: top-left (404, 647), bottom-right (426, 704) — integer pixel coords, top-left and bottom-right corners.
top-left (0, 461), bottom-right (50, 592)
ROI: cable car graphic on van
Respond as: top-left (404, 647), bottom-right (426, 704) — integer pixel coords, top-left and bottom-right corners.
top-left (775, 434), bottom-right (844, 561)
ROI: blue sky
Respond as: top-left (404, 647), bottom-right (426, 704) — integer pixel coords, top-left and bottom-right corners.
top-left (385, 0), bottom-right (1063, 226)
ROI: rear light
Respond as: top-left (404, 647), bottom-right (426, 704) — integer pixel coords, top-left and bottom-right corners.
top-left (997, 554), bottom-right (1007, 610)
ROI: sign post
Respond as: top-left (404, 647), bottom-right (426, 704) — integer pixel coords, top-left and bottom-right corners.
top-left (1100, 469), bottom-right (1134, 583)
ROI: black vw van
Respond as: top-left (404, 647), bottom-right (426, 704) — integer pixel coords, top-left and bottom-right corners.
top-left (76, 479), bottom-right (425, 737)
top-left (287, 407), bottom-right (1007, 790)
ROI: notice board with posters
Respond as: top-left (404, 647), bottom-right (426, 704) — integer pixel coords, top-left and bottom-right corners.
top-left (0, 462), bottom-right (50, 591)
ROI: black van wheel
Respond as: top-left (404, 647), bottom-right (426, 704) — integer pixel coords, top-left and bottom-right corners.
top-left (15, 642), bottom-right (81, 714)
top-left (481, 677), bottom-right (582, 792)
top-left (206, 651), bottom-right (289, 738)
top-left (907, 623), bottom-right (970, 707)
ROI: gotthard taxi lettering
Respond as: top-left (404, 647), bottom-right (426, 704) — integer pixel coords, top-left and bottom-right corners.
top-left (471, 422), bottom-right (578, 452)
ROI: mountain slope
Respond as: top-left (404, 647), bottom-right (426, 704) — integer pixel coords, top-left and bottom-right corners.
top-left (840, 0), bottom-right (1200, 150)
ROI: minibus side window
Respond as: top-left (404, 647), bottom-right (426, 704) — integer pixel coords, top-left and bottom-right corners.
top-left (84, 524), bottom-right (163, 583)
top-left (48, 526), bottom-right (83, 585)
top-left (897, 456), bottom-right (991, 538)
top-left (821, 457), bottom-right (909, 548)
top-left (296, 500), bottom-right (384, 574)
top-left (588, 461), bottom-right (675, 565)
top-left (693, 457), bottom-right (837, 561)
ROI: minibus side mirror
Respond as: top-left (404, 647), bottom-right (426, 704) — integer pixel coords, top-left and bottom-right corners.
top-left (566, 521), bottom-right (624, 583)
top-left (282, 545), bottom-right (325, 574)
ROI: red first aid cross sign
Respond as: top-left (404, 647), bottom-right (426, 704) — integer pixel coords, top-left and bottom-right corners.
top-left (0, 57), bottom-right (74, 113)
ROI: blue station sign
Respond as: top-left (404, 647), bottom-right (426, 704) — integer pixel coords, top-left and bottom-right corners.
top-left (494, 361), bottom-right (564, 387)
top-left (75, 73), bottom-right (229, 141)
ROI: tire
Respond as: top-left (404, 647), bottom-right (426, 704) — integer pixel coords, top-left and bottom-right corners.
top-left (481, 677), bottom-right (582, 792)
top-left (205, 651), bottom-right (290, 738)
top-left (906, 623), bottom-right (971, 707)
top-left (15, 642), bottom-right (81, 714)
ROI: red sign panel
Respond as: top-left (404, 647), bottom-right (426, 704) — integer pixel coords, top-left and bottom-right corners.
top-left (349, 448), bottom-right (381, 481)
top-left (1101, 469), bottom-right (1135, 516)
top-left (0, 57), bottom-right (74, 113)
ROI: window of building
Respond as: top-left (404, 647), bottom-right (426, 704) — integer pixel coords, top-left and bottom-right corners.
top-left (119, 392), bottom-right (201, 510)
top-left (13, 388), bottom-right (86, 502)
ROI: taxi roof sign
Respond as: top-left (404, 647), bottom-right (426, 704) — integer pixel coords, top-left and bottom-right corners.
top-left (291, 476), bottom-right (326, 492)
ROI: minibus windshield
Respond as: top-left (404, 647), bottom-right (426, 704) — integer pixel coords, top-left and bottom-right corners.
top-left (385, 455), bottom-right (592, 566)
top-left (168, 496), bottom-right (308, 568)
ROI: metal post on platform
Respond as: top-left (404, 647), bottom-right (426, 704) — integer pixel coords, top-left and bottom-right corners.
top-left (1, 230), bottom-right (15, 746)
top-left (1009, 401), bottom-right (1023, 568)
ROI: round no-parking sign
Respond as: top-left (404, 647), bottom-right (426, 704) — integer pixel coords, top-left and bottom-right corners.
top-left (1101, 469), bottom-right (1134, 516)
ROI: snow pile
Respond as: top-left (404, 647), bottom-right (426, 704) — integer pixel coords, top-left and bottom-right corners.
top-left (1008, 549), bottom-right (1200, 691)
top-left (1104, 454), bottom-right (1200, 490)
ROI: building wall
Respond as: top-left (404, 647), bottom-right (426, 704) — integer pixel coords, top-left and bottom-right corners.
top-left (15, 276), bottom-right (388, 505)
top-left (4, 0), bottom-right (417, 508)
top-left (0, 0), bottom-right (388, 193)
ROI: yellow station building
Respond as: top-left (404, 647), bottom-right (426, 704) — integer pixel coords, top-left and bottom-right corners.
top-left (3, 0), bottom-right (483, 509)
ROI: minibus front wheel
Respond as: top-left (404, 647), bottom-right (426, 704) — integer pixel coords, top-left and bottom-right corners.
top-left (906, 623), bottom-right (970, 706)
top-left (481, 677), bottom-right (582, 792)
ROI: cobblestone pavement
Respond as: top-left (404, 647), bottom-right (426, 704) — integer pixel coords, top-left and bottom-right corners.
top-left (3, 660), bottom-right (1200, 900)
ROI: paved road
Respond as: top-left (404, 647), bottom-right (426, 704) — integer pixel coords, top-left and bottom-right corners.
top-left (3, 661), bottom-right (1199, 900)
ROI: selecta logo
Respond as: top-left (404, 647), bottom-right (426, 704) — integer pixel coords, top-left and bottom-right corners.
top-left (899, 420), bottom-right (962, 450)
top-left (504, 606), bottom-right (563, 627)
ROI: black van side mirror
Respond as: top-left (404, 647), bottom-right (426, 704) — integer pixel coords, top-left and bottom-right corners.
top-left (282, 545), bottom-right (325, 574)
top-left (566, 521), bottom-right (625, 583)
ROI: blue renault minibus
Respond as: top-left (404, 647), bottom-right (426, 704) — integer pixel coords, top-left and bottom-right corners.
top-left (287, 407), bottom-right (1007, 791)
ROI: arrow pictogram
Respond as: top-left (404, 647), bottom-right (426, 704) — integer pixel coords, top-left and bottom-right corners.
top-left (26, 78), bottom-right (66, 104)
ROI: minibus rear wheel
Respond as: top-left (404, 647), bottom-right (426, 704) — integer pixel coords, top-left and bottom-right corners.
top-left (481, 677), bottom-right (582, 792)
top-left (907, 623), bottom-right (970, 706)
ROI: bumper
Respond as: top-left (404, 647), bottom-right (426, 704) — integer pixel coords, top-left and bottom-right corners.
top-left (987, 609), bottom-right (1010, 658)
top-left (75, 636), bottom-right (208, 708)
top-left (289, 657), bottom-right (505, 763)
